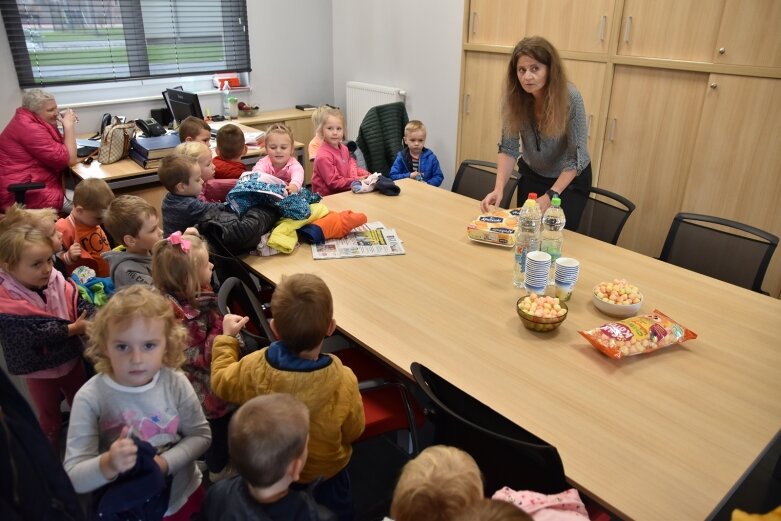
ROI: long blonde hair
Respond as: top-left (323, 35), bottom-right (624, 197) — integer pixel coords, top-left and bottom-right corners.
top-left (502, 36), bottom-right (569, 138)
top-left (152, 232), bottom-right (209, 306)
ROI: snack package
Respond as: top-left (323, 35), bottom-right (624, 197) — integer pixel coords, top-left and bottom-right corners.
top-left (579, 309), bottom-right (697, 359)
top-left (466, 208), bottom-right (519, 247)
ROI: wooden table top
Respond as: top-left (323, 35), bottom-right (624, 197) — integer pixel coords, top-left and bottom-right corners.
top-left (243, 179), bottom-right (781, 521)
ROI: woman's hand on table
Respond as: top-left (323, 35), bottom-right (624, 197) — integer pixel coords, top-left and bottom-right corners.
top-left (480, 189), bottom-right (502, 213)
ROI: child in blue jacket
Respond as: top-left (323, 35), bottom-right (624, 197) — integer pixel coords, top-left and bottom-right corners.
top-left (389, 120), bottom-right (444, 186)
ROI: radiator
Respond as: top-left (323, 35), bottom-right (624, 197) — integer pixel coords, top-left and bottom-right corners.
top-left (345, 81), bottom-right (406, 140)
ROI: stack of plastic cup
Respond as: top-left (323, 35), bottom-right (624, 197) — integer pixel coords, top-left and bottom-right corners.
top-left (554, 257), bottom-right (580, 301)
top-left (524, 250), bottom-right (552, 295)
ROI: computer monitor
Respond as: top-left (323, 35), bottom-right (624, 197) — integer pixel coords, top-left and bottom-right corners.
top-left (163, 88), bottom-right (204, 125)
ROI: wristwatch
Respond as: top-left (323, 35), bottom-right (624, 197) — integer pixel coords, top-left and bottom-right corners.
top-left (546, 189), bottom-right (560, 200)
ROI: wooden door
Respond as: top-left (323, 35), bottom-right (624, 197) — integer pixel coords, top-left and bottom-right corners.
top-left (682, 74), bottom-right (781, 296)
top-left (526, 0), bottom-right (615, 54)
top-left (597, 66), bottom-right (707, 257)
top-left (562, 59), bottom-right (607, 160)
top-left (467, 0), bottom-right (528, 46)
top-left (713, 0), bottom-right (781, 67)
top-left (617, 0), bottom-right (725, 62)
top-left (458, 52), bottom-right (507, 165)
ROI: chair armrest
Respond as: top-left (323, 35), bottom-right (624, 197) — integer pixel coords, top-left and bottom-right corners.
top-left (8, 182), bottom-right (46, 205)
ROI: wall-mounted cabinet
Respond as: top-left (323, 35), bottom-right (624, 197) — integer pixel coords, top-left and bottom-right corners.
top-left (526, 0), bottom-right (615, 54)
top-left (616, 0), bottom-right (725, 62)
top-left (712, 0), bottom-right (781, 67)
top-left (466, 0), bottom-right (528, 46)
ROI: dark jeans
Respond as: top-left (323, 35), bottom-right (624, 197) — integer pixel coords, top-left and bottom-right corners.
top-left (206, 411), bottom-right (234, 473)
top-left (517, 160), bottom-right (593, 231)
top-left (292, 467), bottom-right (354, 521)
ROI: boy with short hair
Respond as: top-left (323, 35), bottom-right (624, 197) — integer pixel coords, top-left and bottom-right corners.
top-left (211, 273), bottom-right (365, 520)
top-left (158, 154), bottom-right (225, 237)
top-left (213, 124), bottom-right (247, 179)
top-left (389, 120), bottom-right (444, 186)
top-left (55, 178), bottom-right (114, 277)
top-left (102, 195), bottom-right (163, 288)
top-left (178, 115), bottom-right (212, 146)
top-left (200, 393), bottom-right (337, 521)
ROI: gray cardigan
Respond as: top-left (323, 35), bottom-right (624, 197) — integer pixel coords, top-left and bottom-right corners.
top-left (499, 83), bottom-right (591, 178)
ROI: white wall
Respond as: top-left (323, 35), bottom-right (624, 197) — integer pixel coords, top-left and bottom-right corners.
top-left (0, 1), bottom-right (335, 133)
top-left (331, 0), bottom-right (464, 188)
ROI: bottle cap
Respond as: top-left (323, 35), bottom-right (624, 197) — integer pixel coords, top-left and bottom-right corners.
top-left (552, 196), bottom-right (561, 205)
top-left (528, 193), bottom-right (538, 200)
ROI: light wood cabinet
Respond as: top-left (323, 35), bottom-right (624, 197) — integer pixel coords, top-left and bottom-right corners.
top-left (466, 0), bottom-right (528, 46)
top-left (284, 118), bottom-right (315, 185)
top-left (562, 59), bottom-right (606, 159)
top-left (682, 74), bottom-right (781, 295)
top-left (617, 0), bottom-right (726, 62)
top-left (713, 0), bottom-right (781, 67)
top-left (457, 52), bottom-right (507, 165)
top-left (597, 66), bottom-right (707, 257)
top-left (526, 0), bottom-right (615, 54)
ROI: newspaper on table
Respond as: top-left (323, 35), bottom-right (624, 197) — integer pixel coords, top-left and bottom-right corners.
top-left (312, 221), bottom-right (405, 260)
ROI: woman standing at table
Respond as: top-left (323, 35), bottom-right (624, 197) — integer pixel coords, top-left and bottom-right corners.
top-left (0, 89), bottom-right (79, 212)
top-left (480, 36), bottom-right (591, 229)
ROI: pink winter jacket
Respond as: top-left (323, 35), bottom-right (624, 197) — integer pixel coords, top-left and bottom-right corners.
top-left (0, 108), bottom-right (70, 211)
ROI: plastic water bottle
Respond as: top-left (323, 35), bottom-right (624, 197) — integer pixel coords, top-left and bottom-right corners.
top-left (541, 196), bottom-right (566, 262)
top-left (221, 81), bottom-right (232, 119)
top-left (512, 193), bottom-right (542, 288)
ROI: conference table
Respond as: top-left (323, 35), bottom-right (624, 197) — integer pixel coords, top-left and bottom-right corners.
top-left (242, 179), bottom-right (781, 520)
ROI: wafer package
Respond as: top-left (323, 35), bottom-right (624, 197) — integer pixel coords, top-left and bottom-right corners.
top-left (466, 208), bottom-right (519, 247)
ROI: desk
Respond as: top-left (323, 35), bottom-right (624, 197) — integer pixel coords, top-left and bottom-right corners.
top-left (243, 179), bottom-right (781, 520)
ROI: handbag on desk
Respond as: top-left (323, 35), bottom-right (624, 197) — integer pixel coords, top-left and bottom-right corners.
top-left (98, 117), bottom-right (136, 164)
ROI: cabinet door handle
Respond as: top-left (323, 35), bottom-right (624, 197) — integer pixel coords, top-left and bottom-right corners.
top-left (608, 118), bottom-right (617, 142)
top-left (464, 93), bottom-right (471, 115)
top-left (598, 16), bottom-right (607, 41)
top-left (588, 114), bottom-right (593, 138)
top-left (623, 16), bottom-right (633, 44)
top-left (470, 12), bottom-right (477, 34)
top-left (709, 83), bottom-right (718, 89)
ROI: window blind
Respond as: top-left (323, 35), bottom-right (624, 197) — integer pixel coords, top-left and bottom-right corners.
top-left (0, 0), bottom-right (250, 88)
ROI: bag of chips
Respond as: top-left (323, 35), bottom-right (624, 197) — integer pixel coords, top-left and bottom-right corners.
top-left (579, 309), bottom-right (697, 359)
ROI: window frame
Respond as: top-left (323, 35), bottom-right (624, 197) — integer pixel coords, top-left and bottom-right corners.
top-left (0, 0), bottom-right (251, 89)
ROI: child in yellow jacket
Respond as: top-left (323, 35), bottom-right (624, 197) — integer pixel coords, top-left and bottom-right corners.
top-left (211, 273), bottom-right (364, 521)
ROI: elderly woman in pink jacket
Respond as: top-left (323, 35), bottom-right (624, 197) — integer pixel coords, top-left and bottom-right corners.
top-left (0, 89), bottom-right (80, 212)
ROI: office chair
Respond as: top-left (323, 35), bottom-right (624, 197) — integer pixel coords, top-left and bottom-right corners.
top-left (410, 362), bottom-right (568, 495)
top-left (355, 102), bottom-right (409, 176)
top-left (335, 347), bottom-right (422, 456)
top-left (216, 277), bottom-right (274, 355)
top-left (575, 186), bottom-right (636, 245)
top-left (7, 183), bottom-right (46, 205)
top-left (659, 212), bottom-right (778, 294)
top-left (452, 160), bottom-right (520, 209)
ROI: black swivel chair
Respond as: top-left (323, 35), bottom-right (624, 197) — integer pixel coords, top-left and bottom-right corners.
top-left (659, 212), bottom-right (779, 294)
top-left (216, 277), bottom-right (274, 355)
top-left (452, 159), bottom-right (520, 209)
top-left (410, 362), bottom-right (568, 495)
top-left (7, 182), bottom-right (46, 205)
top-left (575, 186), bottom-right (636, 245)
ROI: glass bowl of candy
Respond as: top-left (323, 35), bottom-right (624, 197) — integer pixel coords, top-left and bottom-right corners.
top-left (516, 294), bottom-right (568, 332)
top-left (592, 279), bottom-right (642, 318)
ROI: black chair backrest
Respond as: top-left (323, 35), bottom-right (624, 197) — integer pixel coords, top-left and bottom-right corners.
top-left (659, 212), bottom-right (779, 293)
top-left (452, 160), bottom-right (520, 209)
top-left (575, 186), bottom-right (636, 245)
top-left (216, 277), bottom-right (274, 354)
top-left (410, 362), bottom-right (568, 495)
